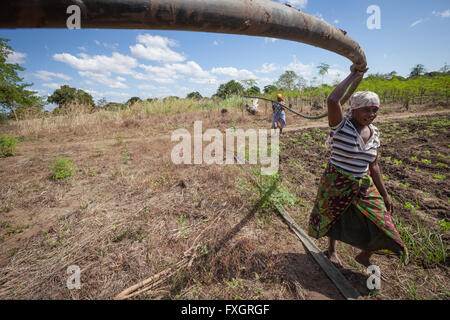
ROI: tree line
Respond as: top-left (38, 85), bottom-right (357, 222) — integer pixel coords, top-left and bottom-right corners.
top-left (1, 37), bottom-right (449, 121)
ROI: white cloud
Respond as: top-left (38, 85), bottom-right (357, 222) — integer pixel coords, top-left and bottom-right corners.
top-left (81, 88), bottom-right (102, 98)
top-left (43, 83), bottom-right (62, 90)
top-left (410, 19), bottom-right (424, 27)
top-left (136, 64), bottom-right (178, 84)
top-left (102, 42), bottom-right (119, 50)
top-left (78, 71), bottom-right (129, 89)
top-left (6, 51), bottom-right (27, 64)
top-left (167, 61), bottom-right (211, 78)
top-left (103, 91), bottom-right (134, 101)
top-left (334, 19), bottom-right (340, 24)
top-left (78, 46), bottom-right (87, 51)
top-left (213, 40), bottom-right (219, 46)
top-left (258, 63), bottom-right (278, 74)
top-left (432, 10), bottom-right (450, 18)
top-left (137, 83), bottom-right (157, 91)
top-left (130, 34), bottom-right (185, 63)
top-left (211, 67), bottom-right (255, 79)
top-left (188, 77), bottom-right (219, 85)
top-left (34, 70), bottom-right (72, 81)
top-left (137, 60), bottom-right (213, 85)
top-left (53, 52), bottom-right (138, 75)
top-left (285, 57), bottom-right (315, 78)
top-left (324, 68), bottom-right (346, 84)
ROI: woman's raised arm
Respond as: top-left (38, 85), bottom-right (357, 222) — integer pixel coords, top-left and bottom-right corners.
top-left (327, 65), bottom-right (366, 127)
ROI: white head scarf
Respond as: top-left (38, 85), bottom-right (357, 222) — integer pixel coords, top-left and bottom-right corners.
top-left (326, 91), bottom-right (381, 148)
top-left (344, 91), bottom-right (380, 119)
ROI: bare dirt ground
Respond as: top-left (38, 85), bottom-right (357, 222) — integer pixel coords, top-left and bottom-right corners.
top-left (0, 103), bottom-right (448, 300)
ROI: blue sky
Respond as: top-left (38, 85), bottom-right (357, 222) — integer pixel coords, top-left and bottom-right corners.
top-left (2, 0), bottom-right (450, 106)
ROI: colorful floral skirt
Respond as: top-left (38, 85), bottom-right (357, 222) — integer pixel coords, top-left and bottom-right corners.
top-left (308, 164), bottom-right (407, 258)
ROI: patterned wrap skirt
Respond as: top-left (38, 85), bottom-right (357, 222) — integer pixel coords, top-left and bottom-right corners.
top-left (272, 110), bottom-right (286, 129)
top-left (308, 163), bottom-right (407, 259)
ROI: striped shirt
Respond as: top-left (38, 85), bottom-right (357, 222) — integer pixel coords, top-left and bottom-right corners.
top-left (328, 117), bottom-right (380, 178)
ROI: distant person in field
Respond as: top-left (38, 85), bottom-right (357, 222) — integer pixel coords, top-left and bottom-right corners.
top-left (308, 64), bottom-right (407, 268)
top-left (272, 94), bottom-right (287, 134)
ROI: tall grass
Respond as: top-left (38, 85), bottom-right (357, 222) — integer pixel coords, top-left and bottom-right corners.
top-left (8, 97), bottom-right (251, 138)
top-left (394, 216), bottom-right (448, 267)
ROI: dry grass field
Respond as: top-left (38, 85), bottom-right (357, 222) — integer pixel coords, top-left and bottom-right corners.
top-left (0, 101), bottom-right (448, 300)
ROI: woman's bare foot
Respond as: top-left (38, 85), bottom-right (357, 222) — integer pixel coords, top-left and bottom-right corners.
top-left (327, 250), bottom-right (343, 267)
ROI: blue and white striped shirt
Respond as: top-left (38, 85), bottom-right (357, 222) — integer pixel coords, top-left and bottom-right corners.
top-left (328, 118), bottom-right (380, 178)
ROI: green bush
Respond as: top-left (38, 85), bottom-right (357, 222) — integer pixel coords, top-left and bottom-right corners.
top-left (49, 157), bottom-right (75, 180)
top-left (0, 135), bottom-right (18, 158)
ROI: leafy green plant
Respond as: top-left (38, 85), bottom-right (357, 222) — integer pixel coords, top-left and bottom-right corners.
top-left (399, 183), bottom-right (411, 188)
top-left (421, 159), bottom-right (431, 164)
top-left (109, 225), bottom-right (128, 242)
top-left (433, 174), bottom-right (446, 180)
top-left (404, 202), bottom-right (417, 211)
top-left (0, 135), bottom-right (18, 158)
top-left (393, 159), bottom-right (403, 165)
top-left (438, 219), bottom-right (450, 233)
top-left (49, 157), bottom-right (75, 180)
top-left (122, 150), bottom-right (131, 164)
top-left (178, 215), bottom-right (188, 239)
top-left (301, 132), bottom-right (313, 141)
top-left (436, 162), bottom-right (448, 168)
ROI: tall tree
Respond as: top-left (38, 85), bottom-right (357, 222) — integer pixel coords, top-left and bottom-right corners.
top-left (297, 75), bottom-right (307, 91)
top-left (240, 79), bottom-right (257, 91)
top-left (0, 38), bottom-right (40, 120)
top-left (317, 62), bottom-right (330, 86)
top-left (215, 80), bottom-right (244, 98)
top-left (247, 86), bottom-right (261, 95)
top-left (263, 84), bottom-right (277, 94)
top-left (277, 70), bottom-right (298, 91)
top-left (48, 85), bottom-right (94, 111)
top-left (409, 64), bottom-right (426, 78)
top-left (186, 91), bottom-right (203, 100)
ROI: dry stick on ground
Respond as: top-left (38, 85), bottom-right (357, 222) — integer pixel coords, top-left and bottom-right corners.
top-left (114, 214), bottom-right (223, 300)
top-left (115, 188), bottom-right (265, 300)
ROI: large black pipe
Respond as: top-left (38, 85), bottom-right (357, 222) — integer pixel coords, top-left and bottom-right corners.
top-left (0, 0), bottom-right (366, 105)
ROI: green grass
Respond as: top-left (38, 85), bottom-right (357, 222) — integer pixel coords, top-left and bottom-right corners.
top-left (399, 183), bottom-right (411, 188)
top-left (404, 202), bottom-right (418, 211)
top-left (0, 134), bottom-right (18, 158)
top-left (395, 217), bottom-right (448, 267)
top-left (438, 219), bottom-right (450, 233)
top-left (49, 157), bottom-right (75, 180)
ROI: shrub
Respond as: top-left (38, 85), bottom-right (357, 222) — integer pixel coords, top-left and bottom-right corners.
top-left (0, 135), bottom-right (18, 158)
top-left (49, 157), bottom-right (75, 180)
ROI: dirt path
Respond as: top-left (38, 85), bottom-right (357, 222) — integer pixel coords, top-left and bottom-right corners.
top-left (284, 109), bottom-right (450, 132)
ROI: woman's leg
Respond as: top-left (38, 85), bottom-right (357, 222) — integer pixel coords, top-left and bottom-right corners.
top-left (328, 237), bottom-right (342, 266)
